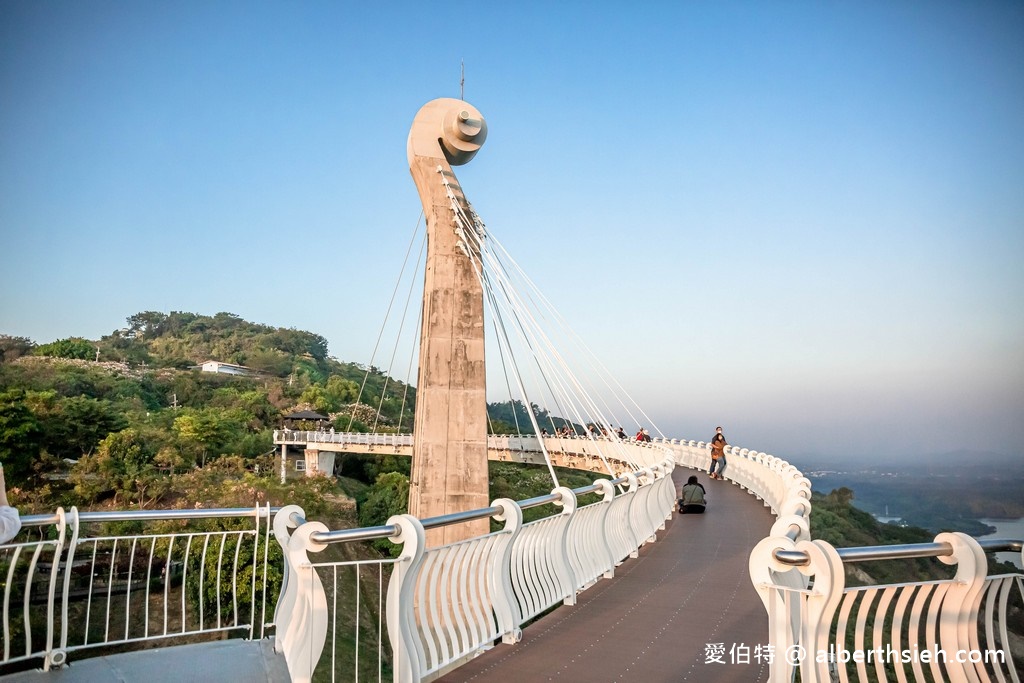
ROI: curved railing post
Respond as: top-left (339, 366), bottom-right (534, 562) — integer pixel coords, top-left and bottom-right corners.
top-left (550, 486), bottom-right (579, 606)
top-left (278, 520), bottom-right (329, 683)
top-left (934, 532), bottom-right (987, 683)
top-left (43, 507), bottom-right (70, 670)
top-left (489, 498), bottom-right (524, 643)
top-left (620, 472), bottom-right (642, 559)
top-left (653, 457), bottom-right (676, 527)
top-left (271, 504), bottom-right (306, 656)
top-left (385, 514), bottom-right (427, 683)
top-left (749, 536), bottom-right (845, 683)
top-left (593, 478), bottom-right (617, 579)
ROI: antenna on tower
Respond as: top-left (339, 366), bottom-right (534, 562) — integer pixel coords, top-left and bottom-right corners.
top-left (460, 59), bottom-right (465, 101)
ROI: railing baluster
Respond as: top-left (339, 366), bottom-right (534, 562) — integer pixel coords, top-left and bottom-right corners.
top-left (216, 532), bottom-right (226, 630)
top-left (377, 562), bottom-right (383, 683)
top-left (163, 535), bottom-right (174, 636)
top-left (124, 537), bottom-right (137, 641)
top-left (331, 565), bottom-right (337, 683)
top-left (3, 546), bottom-right (22, 661)
top-left (144, 536), bottom-right (156, 638)
top-left (198, 535), bottom-right (210, 632)
top-left (355, 562), bottom-right (360, 682)
top-left (227, 532), bottom-right (237, 628)
top-left (181, 534), bottom-right (193, 633)
top-left (104, 537), bottom-right (117, 644)
top-left (84, 541), bottom-right (97, 646)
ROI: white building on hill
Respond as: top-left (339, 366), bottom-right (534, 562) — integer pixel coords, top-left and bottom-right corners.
top-left (197, 360), bottom-right (254, 376)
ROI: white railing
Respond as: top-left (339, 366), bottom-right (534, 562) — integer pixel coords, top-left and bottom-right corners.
top-left (274, 455), bottom-right (677, 683)
top-left (710, 439), bottom-right (1024, 683)
top-left (274, 431), bottom-right (673, 472)
top-left (6, 436), bottom-right (1020, 683)
top-left (275, 430), bottom-right (415, 448)
top-left (751, 534), bottom-right (1024, 683)
top-left (0, 505), bottom-right (287, 673)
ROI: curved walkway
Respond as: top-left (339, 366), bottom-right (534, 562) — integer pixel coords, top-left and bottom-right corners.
top-left (439, 467), bottom-right (774, 683)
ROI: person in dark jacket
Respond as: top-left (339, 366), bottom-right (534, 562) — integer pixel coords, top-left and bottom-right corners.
top-left (679, 475), bottom-right (707, 514)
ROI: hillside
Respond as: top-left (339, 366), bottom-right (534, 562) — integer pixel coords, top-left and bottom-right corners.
top-left (0, 312), bottom-right (587, 522)
top-left (1, 311), bottom-right (418, 510)
top-left (810, 487), bottom-right (1021, 588)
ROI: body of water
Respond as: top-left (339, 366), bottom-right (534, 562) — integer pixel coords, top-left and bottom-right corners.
top-left (977, 517), bottom-right (1024, 570)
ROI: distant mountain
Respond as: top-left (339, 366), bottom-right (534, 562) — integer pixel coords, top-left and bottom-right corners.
top-left (797, 449), bottom-right (1024, 475)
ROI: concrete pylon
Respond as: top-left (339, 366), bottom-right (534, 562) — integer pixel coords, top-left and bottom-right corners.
top-left (407, 98), bottom-right (490, 546)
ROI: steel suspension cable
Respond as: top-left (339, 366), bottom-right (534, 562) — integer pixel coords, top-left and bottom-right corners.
top-left (348, 210), bottom-right (424, 432)
top-left (371, 228), bottom-right (427, 433)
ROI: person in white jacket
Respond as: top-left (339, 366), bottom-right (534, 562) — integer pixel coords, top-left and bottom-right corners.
top-left (0, 463), bottom-right (21, 544)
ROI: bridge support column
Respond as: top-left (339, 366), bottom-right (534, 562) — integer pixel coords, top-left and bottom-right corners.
top-left (407, 98), bottom-right (490, 546)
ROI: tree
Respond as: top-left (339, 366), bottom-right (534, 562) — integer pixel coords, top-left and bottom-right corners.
top-left (298, 384), bottom-right (331, 414)
top-left (29, 392), bottom-right (127, 459)
top-left (125, 311), bottom-right (169, 339)
top-left (325, 376), bottom-right (359, 406)
top-left (34, 337), bottom-right (95, 360)
top-left (358, 472), bottom-right (410, 557)
top-left (70, 428), bottom-right (158, 505)
top-left (0, 389), bottom-right (43, 485)
top-left (0, 335), bottom-right (35, 363)
top-left (173, 408), bottom-right (248, 466)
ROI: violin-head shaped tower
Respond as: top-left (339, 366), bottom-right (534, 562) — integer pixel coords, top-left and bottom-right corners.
top-left (407, 98), bottom-right (490, 546)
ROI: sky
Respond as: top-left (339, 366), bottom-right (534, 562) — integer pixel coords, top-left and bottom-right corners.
top-left (1, 1), bottom-right (1022, 462)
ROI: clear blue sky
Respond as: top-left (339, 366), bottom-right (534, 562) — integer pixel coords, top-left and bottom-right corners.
top-left (2, 1), bottom-right (1022, 461)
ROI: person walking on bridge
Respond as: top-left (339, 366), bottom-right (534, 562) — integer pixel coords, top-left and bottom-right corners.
top-left (708, 426), bottom-right (728, 480)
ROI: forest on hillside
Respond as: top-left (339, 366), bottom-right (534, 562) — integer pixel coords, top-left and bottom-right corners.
top-left (0, 312), bottom-right (589, 522)
top-left (0, 311), bottom-right (420, 516)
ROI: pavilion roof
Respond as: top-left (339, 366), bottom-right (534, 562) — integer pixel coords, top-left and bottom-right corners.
top-left (283, 409), bottom-right (329, 421)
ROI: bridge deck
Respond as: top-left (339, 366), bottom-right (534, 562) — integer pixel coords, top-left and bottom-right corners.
top-left (438, 467), bottom-right (773, 683)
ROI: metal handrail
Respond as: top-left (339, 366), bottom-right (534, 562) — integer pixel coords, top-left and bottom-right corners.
top-left (773, 538), bottom-right (1023, 567)
top-left (19, 506), bottom-right (282, 528)
top-left (306, 473), bottom-right (644, 546)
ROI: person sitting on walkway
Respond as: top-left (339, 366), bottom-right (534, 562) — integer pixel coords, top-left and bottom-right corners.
top-left (678, 475), bottom-right (707, 514)
top-left (0, 463), bottom-right (21, 544)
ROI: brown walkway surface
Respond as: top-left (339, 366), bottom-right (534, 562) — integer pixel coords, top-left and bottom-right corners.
top-left (439, 468), bottom-right (774, 683)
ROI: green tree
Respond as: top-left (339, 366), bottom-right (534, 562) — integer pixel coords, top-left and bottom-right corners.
top-left (0, 389), bottom-right (43, 485)
top-left (70, 428), bottom-right (158, 505)
top-left (29, 392), bottom-right (127, 459)
top-left (358, 472), bottom-right (409, 557)
top-left (125, 311), bottom-right (169, 339)
top-left (173, 408), bottom-right (248, 466)
top-left (325, 375), bottom-right (358, 407)
top-left (0, 335), bottom-right (35, 363)
top-left (34, 337), bottom-right (95, 360)
top-left (298, 384), bottom-right (331, 414)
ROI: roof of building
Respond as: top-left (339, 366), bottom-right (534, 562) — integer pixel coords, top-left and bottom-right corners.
top-left (283, 409), bottom-right (329, 420)
top-left (199, 360), bottom-right (251, 369)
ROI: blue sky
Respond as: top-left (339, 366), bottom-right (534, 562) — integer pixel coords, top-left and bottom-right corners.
top-left (1, 1), bottom-right (1022, 461)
